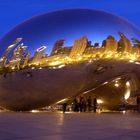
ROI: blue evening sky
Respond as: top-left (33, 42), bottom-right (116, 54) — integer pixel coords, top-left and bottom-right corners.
top-left (0, 0), bottom-right (140, 37)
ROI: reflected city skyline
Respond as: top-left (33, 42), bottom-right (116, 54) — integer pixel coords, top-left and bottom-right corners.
top-left (0, 32), bottom-right (140, 73)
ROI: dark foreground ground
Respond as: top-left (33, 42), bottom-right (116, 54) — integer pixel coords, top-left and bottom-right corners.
top-left (0, 111), bottom-right (140, 140)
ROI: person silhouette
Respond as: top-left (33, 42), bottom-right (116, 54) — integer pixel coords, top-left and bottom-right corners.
top-left (93, 96), bottom-right (97, 113)
top-left (62, 103), bottom-right (67, 113)
top-left (87, 96), bottom-right (92, 112)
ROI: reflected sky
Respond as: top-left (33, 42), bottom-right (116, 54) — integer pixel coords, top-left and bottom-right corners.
top-left (0, 9), bottom-right (140, 56)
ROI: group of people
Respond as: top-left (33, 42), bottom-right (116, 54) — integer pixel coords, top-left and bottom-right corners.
top-left (62, 96), bottom-right (98, 113)
top-left (62, 95), bottom-right (140, 113)
top-left (71, 96), bottom-right (98, 113)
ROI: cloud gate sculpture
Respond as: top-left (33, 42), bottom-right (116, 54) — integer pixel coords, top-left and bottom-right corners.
top-left (0, 9), bottom-right (140, 111)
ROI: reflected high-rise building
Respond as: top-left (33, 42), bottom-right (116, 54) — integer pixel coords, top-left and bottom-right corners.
top-left (131, 38), bottom-right (140, 55)
top-left (69, 36), bottom-right (88, 57)
top-left (56, 47), bottom-right (72, 55)
top-left (22, 52), bottom-right (30, 67)
top-left (117, 32), bottom-right (132, 53)
top-left (0, 37), bottom-right (22, 67)
top-left (50, 40), bottom-right (65, 56)
top-left (104, 36), bottom-right (118, 53)
top-left (9, 43), bottom-right (27, 68)
top-left (132, 38), bottom-right (140, 48)
top-left (10, 43), bottom-right (27, 61)
top-left (31, 46), bottom-right (46, 63)
top-left (2, 38), bottom-right (22, 58)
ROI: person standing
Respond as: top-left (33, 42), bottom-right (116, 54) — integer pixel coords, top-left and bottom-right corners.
top-left (79, 96), bottom-right (86, 112)
top-left (62, 103), bottom-right (67, 113)
top-left (87, 96), bottom-right (92, 112)
top-left (93, 96), bottom-right (97, 113)
top-left (73, 98), bottom-right (79, 112)
top-left (82, 97), bottom-right (87, 112)
top-left (79, 96), bottom-right (83, 112)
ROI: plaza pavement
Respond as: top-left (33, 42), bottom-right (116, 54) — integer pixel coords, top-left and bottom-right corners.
top-left (0, 111), bottom-right (140, 140)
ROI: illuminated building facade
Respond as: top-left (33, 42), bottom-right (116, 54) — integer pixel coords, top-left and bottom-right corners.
top-left (118, 32), bottom-right (132, 53)
top-left (21, 52), bottom-right (30, 67)
top-left (50, 40), bottom-right (64, 56)
top-left (104, 36), bottom-right (118, 53)
top-left (69, 36), bottom-right (88, 57)
top-left (10, 43), bottom-right (26, 60)
top-left (55, 47), bottom-right (72, 55)
top-left (31, 46), bottom-right (46, 63)
top-left (2, 38), bottom-right (22, 58)
top-left (132, 38), bottom-right (140, 48)
top-left (84, 46), bottom-right (104, 56)
top-left (9, 44), bottom-right (27, 67)
top-left (0, 38), bottom-right (22, 68)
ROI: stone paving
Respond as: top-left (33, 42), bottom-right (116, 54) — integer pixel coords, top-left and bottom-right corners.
top-left (0, 111), bottom-right (140, 140)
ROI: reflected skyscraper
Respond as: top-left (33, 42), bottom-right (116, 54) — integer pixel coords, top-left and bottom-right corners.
top-left (31, 46), bottom-right (46, 63)
top-left (69, 36), bottom-right (88, 58)
top-left (118, 32), bottom-right (132, 53)
top-left (9, 43), bottom-right (27, 68)
top-left (51, 40), bottom-right (65, 56)
top-left (104, 36), bottom-right (118, 53)
top-left (10, 43), bottom-right (27, 61)
top-left (0, 38), bottom-right (22, 67)
top-left (22, 52), bottom-right (30, 67)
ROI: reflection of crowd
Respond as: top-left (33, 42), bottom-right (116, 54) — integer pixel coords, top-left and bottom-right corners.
top-left (73, 96), bottom-right (97, 113)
